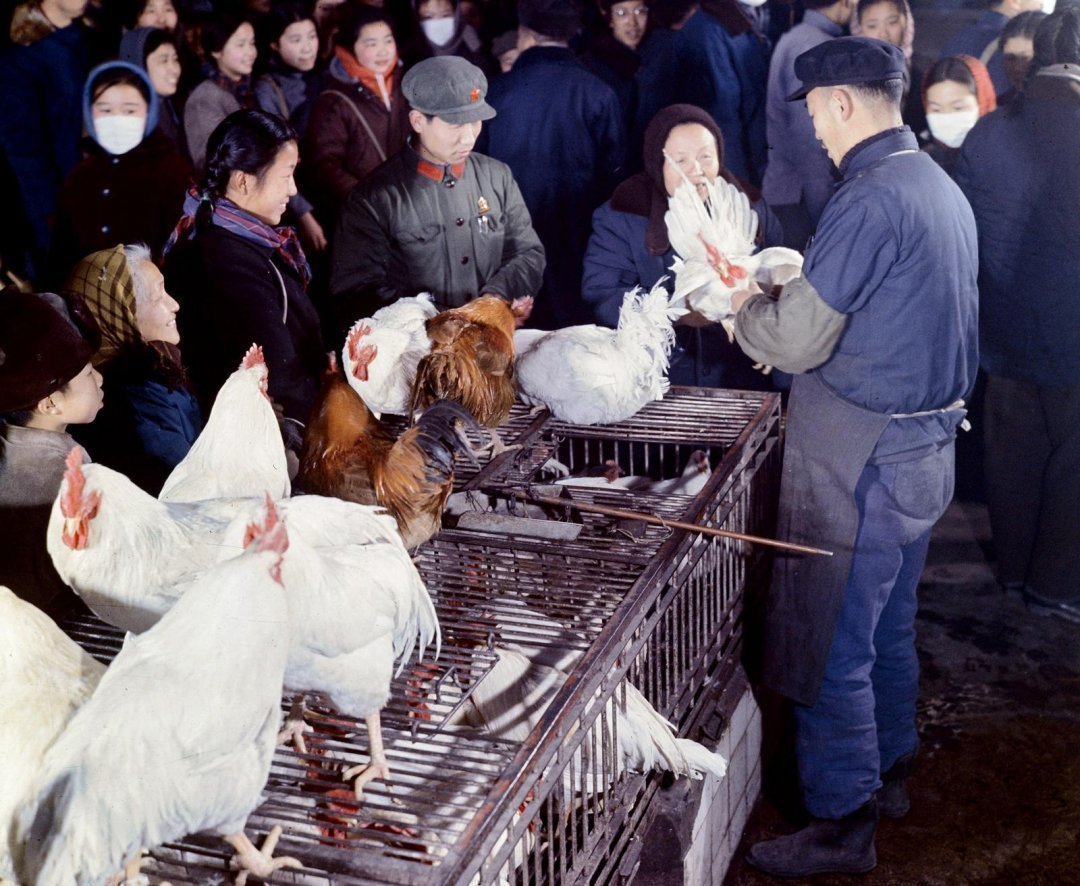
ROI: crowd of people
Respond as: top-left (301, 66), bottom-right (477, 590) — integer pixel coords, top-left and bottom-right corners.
top-left (0, 0), bottom-right (1078, 878)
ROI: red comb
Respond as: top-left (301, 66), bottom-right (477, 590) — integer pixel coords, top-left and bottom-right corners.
top-left (242, 493), bottom-right (279, 548)
top-left (61, 447), bottom-right (85, 519)
top-left (241, 344), bottom-right (265, 370)
top-left (346, 323), bottom-right (372, 363)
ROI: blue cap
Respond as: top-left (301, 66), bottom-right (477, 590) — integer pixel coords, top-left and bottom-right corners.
top-left (787, 37), bottom-right (906, 101)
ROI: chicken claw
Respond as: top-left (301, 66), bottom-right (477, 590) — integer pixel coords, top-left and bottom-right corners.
top-left (227, 826), bottom-right (302, 885)
top-left (343, 711), bottom-right (391, 799)
top-left (277, 695), bottom-right (312, 753)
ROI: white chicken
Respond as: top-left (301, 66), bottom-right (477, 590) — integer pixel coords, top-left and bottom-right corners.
top-left (343, 294), bottom-right (437, 417)
top-left (48, 448), bottom-right (406, 633)
top-left (265, 493), bottom-right (441, 798)
top-left (158, 343), bottom-right (291, 502)
top-left (513, 282), bottom-right (682, 426)
top-left (456, 602), bottom-right (726, 789)
top-left (0, 587), bottom-right (105, 882)
top-left (664, 168), bottom-right (804, 325)
top-left (556, 450), bottom-right (712, 497)
top-left (14, 506), bottom-right (299, 885)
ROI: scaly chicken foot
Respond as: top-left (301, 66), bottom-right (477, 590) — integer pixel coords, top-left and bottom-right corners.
top-left (342, 712), bottom-right (392, 799)
top-left (227, 826), bottom-right (302, 885)
top-left (105, 850), bottom-right (149, 886)
top-left (277, 694), bottom-right (312, 754)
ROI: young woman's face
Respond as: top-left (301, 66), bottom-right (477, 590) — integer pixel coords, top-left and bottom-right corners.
top-left (925, 79), bottom-right (979, 114)
top-left (137, 0), bottom-right (178, 31)
top-left (416, 0), bottom-right (453, 19)
top-left (145, 42), bottom-right (181, 97)
top-left (275, 19), bottom-right (319, 72)
top-left (1002, 35), bottom-right (1035, 89)
top-left (609, 0), bottom-right (648, 51)
top-left (858, 0), bottom-right (905, 48)
top-left (233, 141), bottom-right (299, 225)
top-left (91, 82), bottom-right (148, 120)
top-left (353, 21), bottom-right (395, 73)
top-left (134, 261), bottom-right (181, 345)
top-left (662, 123), bottom-right (720, 199)
top-left (213, 22), bottom-right (257, 81)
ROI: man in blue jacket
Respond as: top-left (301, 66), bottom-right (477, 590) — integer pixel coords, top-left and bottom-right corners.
top-left (761, 0), bottom-right (853, 248)
top-left (480, 0), bottom-right (624, 329)
top-left (732, 37), bottom-right (979, 876)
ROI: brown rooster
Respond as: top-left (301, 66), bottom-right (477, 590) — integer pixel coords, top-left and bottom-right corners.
top-left (408, 296), bottom-right (522, 451)
top-left (297, 354), bottom-right (480, 549)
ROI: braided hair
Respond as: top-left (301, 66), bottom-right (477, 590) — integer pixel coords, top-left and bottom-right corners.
top-left (196, 109), bottom-right (298, 230)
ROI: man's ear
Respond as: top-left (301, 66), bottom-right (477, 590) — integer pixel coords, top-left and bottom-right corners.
top-left (832, 87), bottom-right (857, 121)
top-left (408, 109), bottom-right (425, 136)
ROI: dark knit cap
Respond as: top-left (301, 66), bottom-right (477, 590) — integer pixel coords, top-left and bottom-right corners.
top-left (788, 36), bottom-right (906, 100)
top-left (518, 0), bottom-right (582, 42)
top-left (0, 292), bottom-right (94, 412)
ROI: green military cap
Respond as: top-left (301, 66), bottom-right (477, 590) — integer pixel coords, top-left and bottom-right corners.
top-left (402, 56), bottom-right (497, 125)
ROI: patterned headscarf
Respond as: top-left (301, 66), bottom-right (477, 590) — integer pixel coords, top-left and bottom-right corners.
top-left (63, 247), bottom-right (187, 384)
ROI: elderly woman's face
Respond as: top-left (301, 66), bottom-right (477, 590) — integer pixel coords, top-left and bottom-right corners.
top-left (135, 261), bottom-right (180, 345)
top-left (609, 0), bottom-right (647, 50)
top-left (662, 123), bottom-right (720, 199)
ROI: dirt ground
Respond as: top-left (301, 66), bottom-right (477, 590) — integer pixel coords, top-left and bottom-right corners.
top-left (725, 502), bottom-right (1080, 885)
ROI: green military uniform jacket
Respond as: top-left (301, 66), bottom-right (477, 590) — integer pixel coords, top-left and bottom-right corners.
top-left (329, 142), bottom-right (546, 328)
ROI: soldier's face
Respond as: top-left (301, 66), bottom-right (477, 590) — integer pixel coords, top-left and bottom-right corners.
top-left (411, 112), bottom-right (482, 166)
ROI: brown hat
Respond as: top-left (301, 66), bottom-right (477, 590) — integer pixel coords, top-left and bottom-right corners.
top-left (0, 291), bottom-right (94, 413)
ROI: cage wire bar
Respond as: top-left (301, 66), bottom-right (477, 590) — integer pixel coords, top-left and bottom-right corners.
top-left (58, 387), bottom-right (780, 885)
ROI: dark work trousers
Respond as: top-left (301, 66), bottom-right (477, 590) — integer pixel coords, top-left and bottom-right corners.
top-left (984, 374), bottom-right (1080, 603)
top-left (795, 442), bottom-right (955, 819)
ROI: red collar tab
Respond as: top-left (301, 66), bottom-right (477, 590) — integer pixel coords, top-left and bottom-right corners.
top-left (417, 159), bottom-right (467, 183)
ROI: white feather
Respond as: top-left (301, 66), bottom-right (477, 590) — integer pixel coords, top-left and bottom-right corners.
top-left (514, 281), bottom-right (681, 425)
top-left (0, 588), bottom-right (105, 881)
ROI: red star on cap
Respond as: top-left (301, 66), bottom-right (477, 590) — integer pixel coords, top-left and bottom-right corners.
top-left (469, 87), bottom-right (481, 102)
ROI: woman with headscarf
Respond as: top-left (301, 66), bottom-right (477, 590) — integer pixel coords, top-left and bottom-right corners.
top-left (582, 103), bottom-right (783, 390)
top-left (922, 55), bottom-right (997, 176)
top-left (50, 61), bottom-right (192, 286)
top-left (65, 244), bottom-right (202, 494)
top-left (163, 109), bottom-right (324, 439)
top-left (853, 0), bottom-right (930, 140)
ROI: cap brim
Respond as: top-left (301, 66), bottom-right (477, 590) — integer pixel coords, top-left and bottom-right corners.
top-left (786, 83), bottom-right (811, 101)
top-left (431, 101), bottom-right (498, 125)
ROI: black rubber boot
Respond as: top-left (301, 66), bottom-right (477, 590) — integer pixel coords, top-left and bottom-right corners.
top-left (878, 747), bottom-right (917, 819)
top-left (746, 798), bottom-right (878, 878)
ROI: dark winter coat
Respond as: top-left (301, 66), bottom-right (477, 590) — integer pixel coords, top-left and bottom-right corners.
top-left (954, 70), bottom-right (1080, 385)
top-left (51, 132), bottom-right (192, 282)
top-left (71, 350), bottom-right (202, 495)
top-left (761, 9), bottom-right (842, 221)
top-left (330, 143), bottom-right (545, 333)
top-left (163, 225), bottom-right (325, 424)
top-left (940, 9), bottom-right (1009, 96)
top-left (583, 197), bottom-right (782, 390)
top-left (0, 7), bottom-right (90, 270)
top-left (305, 57), bottom-right (411, 214)
top-left (675, 4), bottom-right (771, 187)
top-left (480, 45), bottom-right (625, 328)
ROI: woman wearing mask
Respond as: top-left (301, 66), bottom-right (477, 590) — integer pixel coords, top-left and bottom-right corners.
top-left (402, 0), bottom-right (490, 72)
top-left (582, 104), bottom-right (784, 390)
top-left (255, 2), bottom-right (326, 251)
top-left (184, 13), bottom-right (259, 171)
top-left (306, 5), bottom-right (410, 215)
top-left (65, 244), bottom-right (202, 494)
top-left (922, 55), bottom-right (996, 176)
top-left (853, 0), bottom-right (930, 140)
top-left (163, 109), bottom-right (324, 435)
top-left (51, 62), bottom-right (191, 283)
top-left (119, 27), bottom-right (188, 156)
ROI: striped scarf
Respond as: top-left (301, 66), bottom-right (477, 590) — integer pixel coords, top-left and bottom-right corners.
top-left (165, 189), bottom-right (312, 290)
top-left (201, 61), bottom-right (256, 109)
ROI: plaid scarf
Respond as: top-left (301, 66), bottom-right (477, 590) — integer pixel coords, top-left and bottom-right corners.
top-left (201, 61), bottom-right (256, 109)
top-left (64, 245), bottom-right (188, 388)
top-left (165, 189), bottom-right (312, 290)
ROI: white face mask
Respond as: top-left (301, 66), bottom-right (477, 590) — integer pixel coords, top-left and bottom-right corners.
top-left (94, 115), bottom-right (147, 155)
top-left (740, 0), bottom-right (769, 8)
top-left (420, 16), bottom-right (456, 47)
top-left (926, 109), bottom-right (979, 149)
